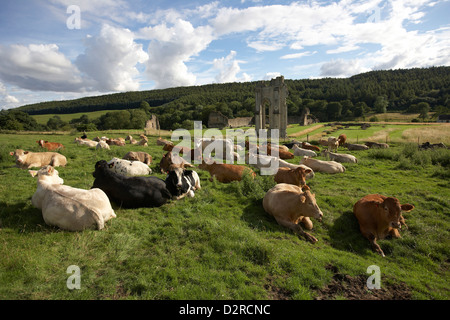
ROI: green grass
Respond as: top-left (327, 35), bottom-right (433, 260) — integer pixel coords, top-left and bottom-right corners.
top-left (31, 110), bottom-right (119, 125)
top-left (0, 129), bottom-right (449, 300)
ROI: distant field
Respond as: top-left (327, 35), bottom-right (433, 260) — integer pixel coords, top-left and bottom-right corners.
top-left (31, 110), bottom-right (116, 125)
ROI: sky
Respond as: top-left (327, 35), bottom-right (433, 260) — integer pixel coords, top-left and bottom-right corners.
top-left (0, 0), bottom-right (449, 110)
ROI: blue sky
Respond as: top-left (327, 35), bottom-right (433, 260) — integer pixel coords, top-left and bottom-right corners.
top-left (0, 0), bottom-right (449, 110)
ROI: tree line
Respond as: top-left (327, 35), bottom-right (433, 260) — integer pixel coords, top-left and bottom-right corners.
top-left (2, 66), bottom-right (449, 131)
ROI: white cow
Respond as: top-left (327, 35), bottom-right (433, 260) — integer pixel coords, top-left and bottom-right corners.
top-left (29, 166), bottom-right (116, 231)
top-left (96, 140), bottom-right (110, 150)
top-left (74, 137), bottom-right (98, 148)
top-left (107, 157), bottom-right (152, 176)
top-left (300, 156), bottom-right (346, 174)
top-left (320, 150), bottom-right (357, 163)
top-left (246, 152), bottom-right (314, 179)
top-left (292, 145), bottom-right (317, 157)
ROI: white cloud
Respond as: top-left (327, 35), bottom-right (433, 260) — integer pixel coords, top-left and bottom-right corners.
top-left (213, 51), bottom-right (251, 83)
top-left (320, 59), bottom-right (370, 78)
top-left (76, 24), bottom-right (149, 92)
top-left (280, 51), bottom-right (317, 60)
top-left (139, 19), bottom-right (215, 89)
top-left (0, 44), bottom-right (84, 92)
top-left (263, 72), bottom-right (281, 80)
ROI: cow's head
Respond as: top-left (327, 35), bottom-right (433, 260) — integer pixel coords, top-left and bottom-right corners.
top-left (30, 165), bottom-right (64, 185)
top-left (93, 160), bottom-right (109, 177)
top-left (293, 167), bottom-right (311, 186)
top-left (300, 185), bottom-right (323, 222)
top-left (167, 165), bottom-right (184, 189)
top-left (10, 149), bottom-right (28, 163)
top-left (382, 197), bottom-right (415, 229)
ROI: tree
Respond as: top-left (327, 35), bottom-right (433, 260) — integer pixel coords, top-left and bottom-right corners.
top-left (327, 102), bottom-right (342, 121)
top-left (374, 95), bottom-right (388, 113)
top-left (417, 102), bottom-right (430, 121)
top-left (47, 116), bottom-right (68, 130)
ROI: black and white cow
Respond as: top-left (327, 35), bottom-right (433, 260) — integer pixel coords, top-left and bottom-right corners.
top-left (165, 165), bottom-right (201, 200)
top-left (92, 160), bottom-right (171, 208)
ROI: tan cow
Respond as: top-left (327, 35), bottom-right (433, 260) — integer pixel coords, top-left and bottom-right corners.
top-left (159, 151), bottom-right (194, 173)
top-left (327, 136), bottom-right (339, 152)
top-left (74, 137), bottom-right (98, 148)
top-left (344, 143), bottom-right (369, 151)
top-left (198, 159), bottom-right (256, 183)
top-left (300, 156), bottom-right (346, 173)
top-left (29, 166), bottom-right (116, 231)
top-left (123, 151), bottom-right (152, 165)
top-left (10, 149), bottom-right (67, 169)
top-left (263, 184), bottom-right (323, 243)
top-left (320, 150), bottom-right (357, 163)
top-left (353, 194), bottom-right (415, 257)
top-left (274, 167), bottom-right (312, 187)
top-left (37, 140), bottom-right (64, 151)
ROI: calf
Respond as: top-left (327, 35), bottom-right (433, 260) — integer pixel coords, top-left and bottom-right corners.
top-left (165, 165), bottom-right (201, 200)
top-left (198, 159), bottom-right (256, 183)
top-left (37, 140), bottom-right (64, 151)
top-left (30, 166), bottom-right (116, 231)
top-left (10, 149), bottom-right (67, 169)
top-left (292, 144), bottom-right (317, 157)
top-left (107, 157), bottom-right (152, 176)
top-left (123, 151), bottom-right (152, 165)
top-left (300, 156), bottom-right (345, 173)
top-left (92, 160), bottom-right (172, 208)
top-left (320, 150), bottom-right (357, 163)
top-left (327, 136), bottom-right (339, 152)
top-left (353, 194), bottom-right (414, 257)
top-left (338, 134), bottom-right (347, 146)
top-left (274, 167), bottom-right (312, 187)
top-left (263, 184), bottom-right (323, 243)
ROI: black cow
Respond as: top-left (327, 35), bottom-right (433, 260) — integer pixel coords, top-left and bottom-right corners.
top-left (165, 166), bottom-right (201, 200)
top-left (92, 160), bottom-right (171, 208)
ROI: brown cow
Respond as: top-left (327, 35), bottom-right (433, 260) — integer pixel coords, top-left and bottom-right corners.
top-left (198, 159), bottom-right (256, 183)
top-left (106, 138), bottom-right (125, 146)
top-left (302, 142), bottom-right (320, 152)
top-left (353, 194), bottom-right (415, 257)
top-left (274, 167), bottom-right (312, 187)
top-left (10, 149), bottom-right (67, 169)
top-left (37, 140), bottom-right (64, 151)
top-left (159, 151), bottom-right (193, 173)
top-left (263, 184), bottom-right (323, 243)
top-left (338, 134), bottom-right (347, 146)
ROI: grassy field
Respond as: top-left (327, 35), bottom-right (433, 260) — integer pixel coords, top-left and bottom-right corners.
top-left (0, 125), bottom-right (449, 300)
top-left (31, 109), bottom-right (117, 125)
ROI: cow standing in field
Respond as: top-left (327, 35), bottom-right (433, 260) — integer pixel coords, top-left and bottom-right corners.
top-left (92, 160), bottom-right (172, 208)
top-left (29, 165), bottom-right (116, 231)
top-left (338, 134), bottom-right (347, 146)
top-left (10, 149), bottom-right (67, 169)
top-left (353, 194), bottom-right (414, 257)
top-left (37, 140), bottom-right (64, 151)
top-left (327, 136), bottom-right (339, 152)
top-left (263, 184), bottom-right (323, 243)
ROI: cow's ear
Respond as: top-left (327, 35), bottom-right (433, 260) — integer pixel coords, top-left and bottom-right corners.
top-left (29, 170), bottom-right (38, 177)
top-left (47, 166), bottom-right (54, 174)
top-left (24, 151), bottom-right (29, 155)
top-left (299, 194), bottom-right (306, 203)
top-left (9, 152), bottom-right (13, 156)
top-left (108, 163), bottom-right (114, 168)
top-left (401, 204), bottom-right (415, 212)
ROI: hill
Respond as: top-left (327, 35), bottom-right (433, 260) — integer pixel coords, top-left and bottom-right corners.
top-left (8, 66), bottom-right (450, 131)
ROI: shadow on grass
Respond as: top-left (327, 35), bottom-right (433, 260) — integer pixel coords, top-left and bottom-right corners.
top-left (327, 210), bottom-right (370, 255)
top-left (0, 201), bottom-right (55, 233)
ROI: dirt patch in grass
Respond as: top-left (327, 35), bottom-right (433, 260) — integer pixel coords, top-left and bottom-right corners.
top-left (314, 265), bottom-right (412, 300)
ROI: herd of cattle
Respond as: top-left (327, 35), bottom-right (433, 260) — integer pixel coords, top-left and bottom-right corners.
top-left (9, 133), bottom-right (416, 257)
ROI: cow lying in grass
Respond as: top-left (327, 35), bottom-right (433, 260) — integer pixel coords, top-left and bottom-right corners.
top-left (263, 184), bottom-right (323, 243)
top-left (30, 165), bottom-right (116, 231)
top-left (92, 160), bottom-right (171, 208)
top-left (165, 165), bottom-right (201, 200)
top-left (10, 149), bottom-right (67, 169)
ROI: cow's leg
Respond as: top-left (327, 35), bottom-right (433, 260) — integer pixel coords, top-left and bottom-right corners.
top-left (389, 228), bottom-right (401, 239)
top-left (275, 217), bottom-right (318, 243)
top-left (364, 232), bottom-right (385, 257)
top-left (399, 215), bottom-right (408, 229)
top-left (300, 217), bottom-right (313, 230)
